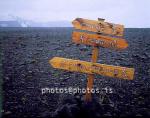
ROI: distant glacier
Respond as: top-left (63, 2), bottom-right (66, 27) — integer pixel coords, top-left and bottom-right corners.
top-left (0, 20), bottom-right (72, 27)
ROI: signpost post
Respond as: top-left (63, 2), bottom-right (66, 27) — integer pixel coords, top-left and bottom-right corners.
top-left (85, 46), bottom-right (99, 101)
top-left (49, 18), bottom-right (135, 102)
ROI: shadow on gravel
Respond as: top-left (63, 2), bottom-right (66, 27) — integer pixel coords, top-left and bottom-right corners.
top-left (51, 95), bottom-right (117, 118)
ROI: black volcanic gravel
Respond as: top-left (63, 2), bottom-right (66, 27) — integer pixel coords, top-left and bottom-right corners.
top-left (0, 28), bottom-right (150, 117)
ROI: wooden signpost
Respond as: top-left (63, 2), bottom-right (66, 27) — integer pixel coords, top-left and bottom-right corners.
top-left (72, 18), bottom-right (124, 36)
top-left (49, 18), bottom-right (135, 102)
top-left (50, 57), bottom-right (134, 80)
top-left (72, 31), bottom-right (128, 50)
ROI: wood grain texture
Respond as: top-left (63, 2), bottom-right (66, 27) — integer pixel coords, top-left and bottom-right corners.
top-left (85, 46), bottom-right (99, 101)
top-left (50, 57), bottom-right (135, 80)
top-left (72, 18), bottom-right (124, 37)
top-left (72, 31), bottom-right (128, 50)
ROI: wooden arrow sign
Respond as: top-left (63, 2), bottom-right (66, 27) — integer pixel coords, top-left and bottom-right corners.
top-left (49, 57), bottom-right (135, 80)
top-left (72, 18), bottom-right (124, 37)
top-left (72, 31), bottom-right (128, 50)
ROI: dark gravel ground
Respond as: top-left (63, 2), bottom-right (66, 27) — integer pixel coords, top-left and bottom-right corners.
top-left (0, 27), bottom-right (150, 117)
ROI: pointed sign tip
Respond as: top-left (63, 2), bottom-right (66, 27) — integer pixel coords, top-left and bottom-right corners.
top-left (49, 59), bottom-right (53, 66)
top-left (49, 57), bottom-right (57, 67)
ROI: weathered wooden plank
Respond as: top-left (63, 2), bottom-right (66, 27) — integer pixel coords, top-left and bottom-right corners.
top-left (72, 18), bottom-right (124, 36)
top-left (86, 46), bottom-right (99, 101)
top-left (49, 57), bottom-right (135, 80)
top-left (72, 31), bottom-right (128, 50)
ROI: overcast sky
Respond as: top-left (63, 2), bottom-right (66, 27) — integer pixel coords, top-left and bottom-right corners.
top-left (0, 0), bottom-right (149, 27)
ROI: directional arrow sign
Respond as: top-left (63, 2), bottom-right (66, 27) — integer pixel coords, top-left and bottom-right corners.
top-left (49, 57), bottom-right (135, 80)
top-left (72, 18), bottom-right (124, 37)
top-left (72, 31), bottom-right (128, 50)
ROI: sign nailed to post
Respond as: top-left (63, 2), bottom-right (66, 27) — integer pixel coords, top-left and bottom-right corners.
top-left (72, 18), bottom-right (124, 36)
top-left (50, 57), bottom-right (135, 80)
top-left (72, 31), bottom-right (128, 50)
top-left (49, 17), bottom-right (135, 101)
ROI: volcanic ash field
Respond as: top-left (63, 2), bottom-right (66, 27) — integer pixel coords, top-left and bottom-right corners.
top-left (0, 28), bottom-right (150, 117)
